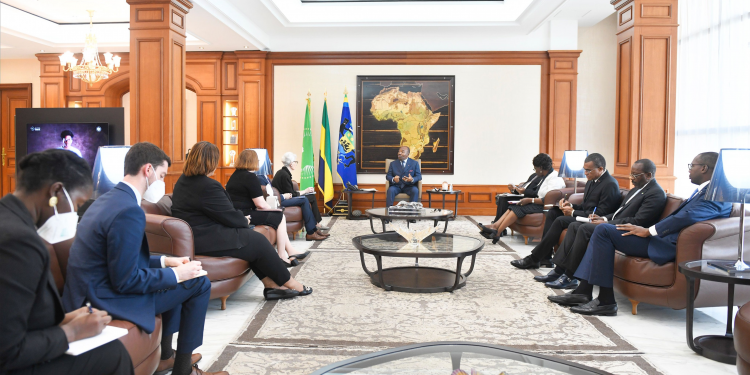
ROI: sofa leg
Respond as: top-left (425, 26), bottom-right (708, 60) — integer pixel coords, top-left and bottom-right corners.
top-left (220, 296), bottom-right (229, 310)
top-left (523, 236), bottom-right (529, 245)
top-left (629, 299), bottom-right (639, 315)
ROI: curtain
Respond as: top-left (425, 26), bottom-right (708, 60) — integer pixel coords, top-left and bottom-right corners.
top-left (674, 0), bottom-right (750, 198)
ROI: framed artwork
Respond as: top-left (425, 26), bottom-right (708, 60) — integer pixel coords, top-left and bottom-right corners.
top-left (356, 75), bottom-right (455, 174)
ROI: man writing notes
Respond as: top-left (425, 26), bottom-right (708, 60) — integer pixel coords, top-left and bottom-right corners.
top-left (550, 152), bottom-right (732, 316)
top-left (385, 146), bottom-right (422, 207)
top-left (511, 153), bottom-right (621, 269)
top-left (537, 159), bottom-right (666, 289)
top-left (63, 143), bottom-right (227, 375)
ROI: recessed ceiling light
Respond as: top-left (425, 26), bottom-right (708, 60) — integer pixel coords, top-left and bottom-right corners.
top-left (199, 47), bottom-right (204, 50)
top-left (40, 49), bottom-right (45, 52)
top-left (243, 46), bottom-right (248, 49)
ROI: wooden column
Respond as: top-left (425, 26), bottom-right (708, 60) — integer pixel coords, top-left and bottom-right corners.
top-left (127, 0), bottom-right (192, 191)
top-left (612, 0), bottom-right (678, 192)
top-left (545, 50), bottom-right (582, 167)
top-left (236, 51), bottom-right (268, 152)
top-left (36, 55), bottom-right (67, 108)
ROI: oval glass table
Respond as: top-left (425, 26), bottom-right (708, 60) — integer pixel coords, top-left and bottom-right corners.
top-left (310, 341), bottom-right (610, 375)
top-left (352, 232), bottom-right (483, 293)
top-left (366, 207), bottom-right (454, 234)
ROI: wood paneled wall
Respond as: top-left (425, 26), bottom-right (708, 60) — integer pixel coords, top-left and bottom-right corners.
top-left (612, 0), bottom-right (678, 192)
top-left (0, 84), bottom-right (32, 196)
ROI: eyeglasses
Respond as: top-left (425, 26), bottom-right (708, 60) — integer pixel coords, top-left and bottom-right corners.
top-left (688, 163), bottom-right (705, 169)
top-left (629, 172), bottom-right (645, 179)
top-left (292, 161), bottom-right (299, 165)
top-left (584, 169), bottom-right (595, 174)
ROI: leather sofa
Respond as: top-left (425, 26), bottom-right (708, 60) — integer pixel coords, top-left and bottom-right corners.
top-left (736, 301), bottom-right (750, 374)
top-left (508, 179), bottom-right (586, 244)
top-left (141, 195), bottom-right (266, 310)
top-left (560, 190), bottom-right (750, 315)
top-left (46, 238), bottom-right (162, 375)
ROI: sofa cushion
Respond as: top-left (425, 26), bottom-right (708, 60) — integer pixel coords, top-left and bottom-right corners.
top-left (196, 256), bottom-right (250, 282)
top-left (613, 251), bottom-right (675, 287)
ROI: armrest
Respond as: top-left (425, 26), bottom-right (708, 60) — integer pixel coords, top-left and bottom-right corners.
top-left (677, 217), bottom-right (750, 263)
top-left (256, 208), bottom-right (283, 212)
top-left (568, 193), bottom-right (584, 205)
top-left (292, 180), bottom-right (300, 191)
top-left (543, 189), bottom-right (564, 205)
top-left (144, 214), bottom-right (195, 258)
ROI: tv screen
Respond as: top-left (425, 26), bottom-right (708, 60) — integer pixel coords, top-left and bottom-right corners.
top-left (26, 123), bottom-right (109, 168)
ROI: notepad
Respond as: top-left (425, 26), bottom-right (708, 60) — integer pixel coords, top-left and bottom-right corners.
top-left (178, 270), bottom-right (208, 283)
top-left (360, 188), bottom-right (377, 192)
top-left (66, 326), bottom-right (128, 356)
top-left (508, 201), bottom-right (520, 205)
top-left (576, 216), bottom-right (591, 223)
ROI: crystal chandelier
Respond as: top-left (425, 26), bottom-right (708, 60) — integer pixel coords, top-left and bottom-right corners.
top-left (59, 11), bottom-right (121, 84)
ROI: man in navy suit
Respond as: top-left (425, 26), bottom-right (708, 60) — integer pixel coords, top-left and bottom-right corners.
top-left (549, 152), bottom-right (732, 316)
top-left (386, 146), bottom-right (422, 207)
top-left (63, 143), bottom-right (225, 375)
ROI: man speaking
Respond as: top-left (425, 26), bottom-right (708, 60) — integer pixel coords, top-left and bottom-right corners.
top-left (385, 146), bottom-right (422, 207)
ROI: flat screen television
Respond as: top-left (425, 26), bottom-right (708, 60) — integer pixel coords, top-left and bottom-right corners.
top-left (26, 123), bottom-right (110, 168)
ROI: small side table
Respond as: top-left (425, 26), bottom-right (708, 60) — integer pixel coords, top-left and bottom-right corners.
top-left (346, 189), bottom-right (376, 220)
top-left (678, 260), bottom-right (750, 364)
top-left (425, 190), bottom-right (461, 219)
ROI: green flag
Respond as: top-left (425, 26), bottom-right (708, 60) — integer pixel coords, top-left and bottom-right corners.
top-left (300, 96), bottom-right (315, 190)
top-left (318, 97), bottom-right (334, 209)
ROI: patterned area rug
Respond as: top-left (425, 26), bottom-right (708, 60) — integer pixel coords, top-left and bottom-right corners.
top-left (209, 217), bottom-right (663, 375)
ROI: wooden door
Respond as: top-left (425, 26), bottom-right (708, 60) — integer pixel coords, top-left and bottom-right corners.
top-left (0, 84), bottom-right (32, 196)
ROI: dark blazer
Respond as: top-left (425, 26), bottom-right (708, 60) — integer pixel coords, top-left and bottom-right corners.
top-left (63, 183), bottom-right (177, 333)
top-left (386, 158), bottom-right (422, 189)
top-left (606, 179), bottom-right (667, 227)
top-left (648, 184), bottom-right (732, 264)
top-left (572, 170), bottom-right (621, 218)
top-left (0, 195), bottom-right (69, 372)
top-left (171, 174), bottom-right (251, 254)
top-left (272, 166), bottom-right (298, 197)
top-left (226, 169), bottom-right (263, 212)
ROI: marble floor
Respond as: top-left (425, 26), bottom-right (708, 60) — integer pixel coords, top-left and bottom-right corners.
top-left (182, 216), bottom-right (737, 375)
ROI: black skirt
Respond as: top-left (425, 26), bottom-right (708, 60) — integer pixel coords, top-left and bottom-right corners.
top-left (508, 203), bottom-right (544, 218)
top-left (240, 208), bottom-right (284, 230)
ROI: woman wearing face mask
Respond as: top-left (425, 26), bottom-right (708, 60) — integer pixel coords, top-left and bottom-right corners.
top-left (171, 142), bottom-right (313, 301)
top-left (225, 149), bottom-right (310, 266)
top-left (0, 149), bottom-right (133, 375)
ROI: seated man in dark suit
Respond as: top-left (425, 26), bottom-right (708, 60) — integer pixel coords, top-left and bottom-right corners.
top-left (549, 152), bottom-right (732, 316)
top-left (535, 159), bottom-right (666, 289)
top-left (63, 142), bottom-right (226, 375)
top-left (511, 153), bottom-right (621, 269)
top-left (385, 146), bottom-right (422, 207)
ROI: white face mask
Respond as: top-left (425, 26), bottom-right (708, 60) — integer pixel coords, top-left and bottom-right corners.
top-left (143, 165), bottom-right (166, 203)
top-left (37, 187), bottom-right (78, 244)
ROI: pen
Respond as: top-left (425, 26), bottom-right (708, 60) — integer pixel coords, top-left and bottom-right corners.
top-left (592, 207), bottom-right (597, 216)
top-left (86, 302), bottom-right (92, 314)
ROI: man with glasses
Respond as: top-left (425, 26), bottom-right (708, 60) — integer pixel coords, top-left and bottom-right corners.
top-left (537, 159), bottom-right (666, 290)
top-left (511, 153), bottom-right (621, 269)
top-left (550, 152), bottom-right (732, 316)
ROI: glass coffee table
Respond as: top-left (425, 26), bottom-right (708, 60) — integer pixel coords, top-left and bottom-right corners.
top-left (310, 341), bottom-right (610, 374)
top-left (366, 207), bottom-right (454, 234)
top-left (352, 232), bottom-right (483, 293)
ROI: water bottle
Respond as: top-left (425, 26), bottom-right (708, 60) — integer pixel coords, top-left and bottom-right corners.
top-left (449, 184), bottom-right (453, 192)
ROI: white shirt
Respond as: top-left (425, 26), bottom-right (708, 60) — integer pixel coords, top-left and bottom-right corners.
top-left (537, 170), bottom-right (566, 200)
top-left (648, 180), bottom-right (711, 236)
top-left (605, 179), bottom-right (652, 222)
top-left (121, 180), bottom-right (180, 282)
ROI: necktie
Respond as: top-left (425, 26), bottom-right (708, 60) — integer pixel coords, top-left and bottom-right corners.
top-left (402, 161), bottom-right (406, 170)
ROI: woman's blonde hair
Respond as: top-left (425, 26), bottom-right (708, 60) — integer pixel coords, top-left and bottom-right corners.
top-left (235, 149), bottom-right (259, 171)
top-left (183, 141), bottom-right (220, 176)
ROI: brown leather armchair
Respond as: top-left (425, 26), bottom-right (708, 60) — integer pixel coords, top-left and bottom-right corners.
top-left (735, 301), bottom-right (750, 374)
top-left (141, 195), bottom-right (266, 310)
top-left (46, 238), bottom-right (162, 375)
top-left (508, 179), bottom-right (585, 244)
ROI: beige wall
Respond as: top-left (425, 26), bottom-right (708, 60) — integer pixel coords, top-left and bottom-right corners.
top-left (121, 90), bottom-right (197, 147)
top-left (0, 58), bottom-right (41, 107)
top-left (576, 13), bottom-right (617, 169)
top-left (274, 65), bottom-right (542, 186)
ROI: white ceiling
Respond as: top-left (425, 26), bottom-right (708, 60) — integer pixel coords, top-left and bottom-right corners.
top-left (0, 0), bottom-right (615, 59)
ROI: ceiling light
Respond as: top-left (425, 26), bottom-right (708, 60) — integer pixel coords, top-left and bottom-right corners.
top-left (59, 10), bottom-right (121, 84)
top-left (199, 47), bottom-right (204, 50)
top-left (243, 46), bottom-right (248, 49)
top-left (40, 50), bottom-right (45, 52)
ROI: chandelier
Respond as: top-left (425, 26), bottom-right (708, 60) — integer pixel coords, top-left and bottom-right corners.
top-left (59, 10), bottom-right (121, 84)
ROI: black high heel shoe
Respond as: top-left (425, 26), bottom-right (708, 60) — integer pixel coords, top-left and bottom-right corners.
top-left (289, 251), bottom-right (311, 261)
top-left (285, 258), bottom-right (300, 268)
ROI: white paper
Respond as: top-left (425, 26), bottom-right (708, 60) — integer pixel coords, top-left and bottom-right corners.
top-left (179, 270), bottom-right (207, 283)
top-left (360, 188), bottom-right (377, 192)
top-left (65, 326), bottom-right (128, 356)
top-left (576, 216), bottom-right (591, 223)
top-left (508, 201), bottom-right (520, 205)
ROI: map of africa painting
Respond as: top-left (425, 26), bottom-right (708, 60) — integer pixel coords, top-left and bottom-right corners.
top-left (356, 76), bottom-right (455, 174)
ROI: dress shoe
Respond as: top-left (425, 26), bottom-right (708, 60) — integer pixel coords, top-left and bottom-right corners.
top-left (547, 292), bottom-right (592, 306)
top-left (306, 232), bottom-right (327, 241)
top-left (478, 224), bottom-right (493, 234)
top-left (545, 274), bottom-right (578, 289)
top-left (154, 353), bottom-right (202, 375)
top-left (188, 364), bottom-right (228, 375)
top-left (263, 288), bottom-right (299, 301)
top-left (533, 269), bottom-right (560, 282)
top-left (289, 251), bottom-right (311, 260)
top-left (570, 299), bottom-right (618, 316)
top-left (298, 285), bottom-right (313, 296)
top-left (510, 256), bottom-right (540, 269)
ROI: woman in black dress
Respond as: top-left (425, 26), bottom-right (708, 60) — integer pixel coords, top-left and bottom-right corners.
top-left (172, 142), bottom-right (312, 300)
top-left (226, 149), bottom-right (310, 264)
top-left (478, 153), bottom-right (566, 243)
